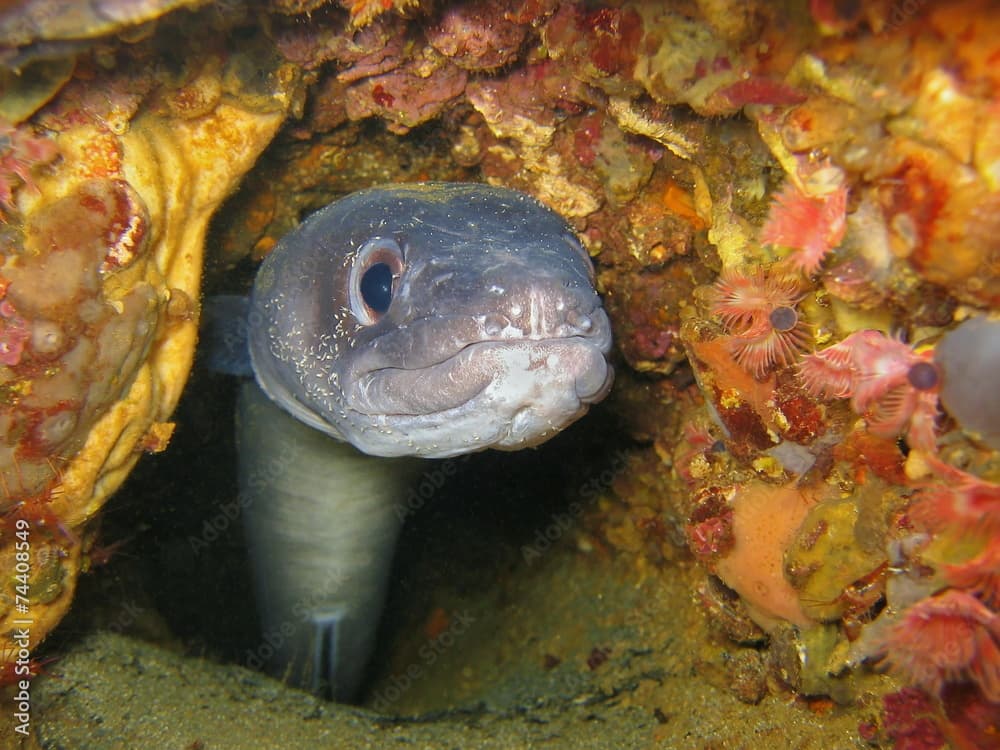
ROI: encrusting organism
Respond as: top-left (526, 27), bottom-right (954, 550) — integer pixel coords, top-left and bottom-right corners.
top-left (709, 268), bottom-right (811, 377)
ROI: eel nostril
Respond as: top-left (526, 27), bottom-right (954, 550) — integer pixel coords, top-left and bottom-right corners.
top-left (483, 314), bottom-right (507, 336)
top-left (567, 310), bottom-right (593, 333)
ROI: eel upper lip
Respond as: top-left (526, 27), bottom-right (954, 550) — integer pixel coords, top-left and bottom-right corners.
top-left (352, 335), bottom-right (612, 417)
top-left (365, 333), bottom-right (612, 374)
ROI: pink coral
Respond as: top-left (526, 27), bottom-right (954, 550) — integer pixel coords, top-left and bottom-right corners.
top-left (875, 590), bottom-right (1000, 703)
top-left (425, 0), bottom-right (527, 71)
top-left (910, 459), bottom-right (1000, 607)
top-left (0, 299), bottom-right (29, 366)
top-left (343, 57), bottom-right (468, 134)
top-left (710, 269), bottom-right (810, 377)
top-left (799, 330), bottom-right (940, 449)
top-left (0, 122), bottom-right (58, 217)
top-left (760, 174), bottom-right (848, 276)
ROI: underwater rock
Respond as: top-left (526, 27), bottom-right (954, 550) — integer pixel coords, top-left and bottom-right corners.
top-left (0, 20), bottom-right (298, 665)
top-left (0, 0), bottom-right (206, 67)
top-left (0, 1), bottom-right (996, 745)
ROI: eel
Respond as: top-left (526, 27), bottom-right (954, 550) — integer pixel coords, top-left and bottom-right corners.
top-left (212, 182), bottom-right (613, 700)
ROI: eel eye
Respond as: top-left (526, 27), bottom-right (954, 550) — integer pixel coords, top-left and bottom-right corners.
top-left (349, 237), bottom-right (404, 325)
top-left (360, 263), bottom-right (393, 314)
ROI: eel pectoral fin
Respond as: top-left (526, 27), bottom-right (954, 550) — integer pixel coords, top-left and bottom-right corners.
top-left (236, 382), bottom-right (420, 700)
top-left (308, 608), bottom-right (346, 696)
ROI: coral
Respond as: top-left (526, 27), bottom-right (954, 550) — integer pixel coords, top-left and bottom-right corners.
top-left (0, 17), bottom-right (298, 674)
top-left (759, 170), bottom-right (848, 276)
top-left (880, 688), bottom-right (947, 750)
top-left (875, 590), bottom-right (1000, 702)
top-left (542, 5), bottom-right (644, 84)
top-left (713, 480), bottom-right (821, 630)
top-left (344, 54), bottom-right (468, 134)
top-left (0, 121), bottom-right (58, 215)
top-left (425, 0), bottom-right (526, 71)
top-left (709, 269), bottom-right (811, 377)
top-left (799, 330), bottom-right (940, 450)
top-left (942, 545), bottom-right (1000, 610)
top-left (343, 0), bottom-right (423, 29)
top-left (685, 486), bottom-right (734, 560)
top-left (910, 458), bottom-right (1000, 608)
top-left (910, 458), bottom-right (1000, 538)
top-left (711, 77), bottom-right (806, 112)
top-left (0, 298), bottom-right (30, 365)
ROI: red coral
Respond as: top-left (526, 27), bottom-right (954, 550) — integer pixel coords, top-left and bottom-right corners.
top-left (0, 122), bottom-right (59, 217)
top-left (760, 173), bottom-right (848, 276)
top-left (710, 269), bottom-right (810, 377)
top-left (799, 330), bottom-right (940, 449)
top-left (686, 487), bottom-right (735, 560)
top-left (881, 688), bottom-right (947, 750)
top-left (715, 77), bottom-right (807, 108)
top-left (940, 683), bottom-right (1000, 750)
top-left (875, 590), bottom-right (1000, 703)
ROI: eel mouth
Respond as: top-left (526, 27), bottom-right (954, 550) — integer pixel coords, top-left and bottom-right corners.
top-left (349, 335), bottom-right (613, 421)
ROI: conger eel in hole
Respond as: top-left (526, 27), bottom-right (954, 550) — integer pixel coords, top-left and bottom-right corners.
top-left (205, 182), bottom-right (614, 701)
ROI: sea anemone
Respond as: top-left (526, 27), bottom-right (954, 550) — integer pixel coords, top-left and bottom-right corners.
top-left (710, 269), bottom-right (810, 377)
top-left (875, 589), bottom-right (1000, 703)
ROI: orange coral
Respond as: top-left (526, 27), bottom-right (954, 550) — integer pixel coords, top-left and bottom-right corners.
top-left (345, 0), bottom-right (421, 28)
top-left (713, 481), bottom-right (820, 630)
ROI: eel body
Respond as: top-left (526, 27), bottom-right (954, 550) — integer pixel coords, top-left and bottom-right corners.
top-left (234, 183), bottom-right (613, 699)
